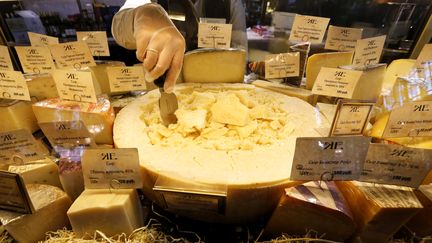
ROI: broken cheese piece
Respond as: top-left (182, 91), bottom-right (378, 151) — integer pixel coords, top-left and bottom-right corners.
top-left (176, 109), bottom-right (208, 131)
top-left (211, 94), bottom-right (250, 126)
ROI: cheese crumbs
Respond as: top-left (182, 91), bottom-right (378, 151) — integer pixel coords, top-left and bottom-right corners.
top-left (140, 88), bottom-right (295, 150)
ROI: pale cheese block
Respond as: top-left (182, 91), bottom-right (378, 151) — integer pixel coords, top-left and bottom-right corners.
top-left (263, 181), bottom-right (355, 241)
top-left (305, 51), bottom-right (354, 90)
top-left (83, 60), bottom-right (125, 95)
top-left (24, 73), bottom-right (58, 103)
top-left (336, 181), bottom-right (422, 243)
top-left (252, 80), bottom-right (317, 105)
top-left (114, 83), bottom-right (330, 223)
top-left (58, 158), bottom-right (84, 201)
top-left (0, 99), bottom-right (39, 133)
top-left (8, 157), bottom-right (62, 189)
top-left (405, 185), bottom-right (432, 237)
top-left (316, 102), bottom-right (337, 124)
top-left (182, 48), bottom-right (246, 83)
top-left (67, 189), bottom-right (144, 237)
top-left (32, 97), bottom-right (115, 144)
top-left (0, 184), bottom-right (72, 243)
top-left (382, 59), bottom-right (416, 94)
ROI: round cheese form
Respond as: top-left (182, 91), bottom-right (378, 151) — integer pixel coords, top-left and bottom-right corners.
top-left (114, 83), bottom-right (329, 223)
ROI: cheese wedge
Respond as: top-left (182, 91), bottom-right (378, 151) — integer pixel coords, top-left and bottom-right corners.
top-left (305, 51), bottom-right (354, 90)
top-left (252, 80), bottom-right (317, 105)
top-left (405, 185), bottom-right (432, 237)
top-left (0, 99), bottom-right (39, 133)
top-left (182, 48), bottom-right (246, 83)
top-left (382, 59), bottom-right (416, 94)
top-left (0, 184), bottom-right (72, 243)
top-left (84, 60), bottom-right (125, 94)
top-left (341, 64), bottom-right (387, 101)
top-left (67, 189), bottom-right (144, 237)
top-left (32, 97), bottom-right (115, 144)
top-left (263, 181), bottom-right (355, 241)
top-left (24, 73), bottom-right (58, 103)
top-left (58, 158), bottom-right (84, 201)
top-left (336, 181), bottom-right (422, 243)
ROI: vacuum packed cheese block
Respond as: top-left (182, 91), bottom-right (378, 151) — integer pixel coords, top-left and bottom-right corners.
top-left (24, 73), bottom-right (58, 102)
top-left (405, 185), bottom-right (432, 237)
top-left (252, 80), bottom-right (317, 105)
top-left (114, 83), bottom-right (330, 223)
top-left (381, 59), bottom-right (416, 94)
top-left (67, 189), bottom-right (144, 237)
top-left (8, 157), bottom-right (62, 189)
top-left (336, 181), bottom-right (422, 243)
top-left (32, 97), bottom-right (115, 144)
top-left (305, 51), bottom-right (354, 90)
top-left (341, 63), bottom-right (386, 101)
top-left (182, 48), bottom-right (246, 83)
top-left (83, 60), bottom-right (125, 95)
top-left (263, 181), bottom-right (355, 241)
top-left (0, 99), bottom-right (39, 133)
top-left (0, 184), bottom-right (72, 243)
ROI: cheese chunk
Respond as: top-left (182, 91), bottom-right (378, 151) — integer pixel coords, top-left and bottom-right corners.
top-left (252, 80), bottom-right (317, 105)
top-left (263, 181), bottom-right (355, 241)
top-left (0, 99), bottom-right (39, 133)
top-left (58, 158), bottom-right (84, 201)
top-left (211, 94), bottom-right (249, 126)
top-left (305, 51), bottom-right (354, 90)
top-left (341, 64), bottom-right (387, 101)
top-left (8, 157), bottom-right (62, 189)
top-left (382, 59), bottom-right (416, 94)
top-left (84, 60), bottom-right (125, 94)
top-left (32, 97), bottom-right (115, 144)
top-left (405, 185), bottom-right (432, 237)
top-left (0, 184), bottom-right (72, 243)
top-left (182, 49), bottom-right (246, 83)
top-left (25, 73), bottom-right (58, 102)
top-left (336, 181), bottom-right (422, 243)
top-left (67, 189), bottom-right (144, 237)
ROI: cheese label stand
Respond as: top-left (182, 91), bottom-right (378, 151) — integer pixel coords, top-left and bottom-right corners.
top-left (81, 148), bottom-right (142, 189)
top-left (76, 31), bottom-right (110, 57)
top-left (0, 45), bottom-right (14, 71)
top-left (291, 136), bottom-right (371, 181)
top-left (28, 32), bottom-right (59, 47)
top-left (352, 35), bottom-right (386, 66)
top-left (198, 23), bottom-right (232, 49)
top-left (311, 67), bottom-right (363, 99)
top-left (289, 14), bottom-right (330, 43)
top-left (15, 46), bottom-right (56, 74)
top-left (360, 143), bottom-right (431, 188)
top-left (324, 25), bottom-right (363, 51)
top-left (106, 66), bottom-right (146, 93)
top-left (0, 171), bottom-right (34, 214)
top-left (329, 99), bottom-right (374, 136)
top-left (414, 43), bottom-right (432, 79)
top-left (0, 129), bottom-right (46, 165)
top-left (52, 69), bottom-right (98, 103)
top-left (49, 41), bottom-right (96, 70)
top-left (264, 52), bottom-right (300, 79)
top-left (0, 70), bottom-right (31, 101)
top-left (382, 101), bottom-right (432, 138)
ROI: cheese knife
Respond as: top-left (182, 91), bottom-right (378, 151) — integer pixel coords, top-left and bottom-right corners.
top-left (154, 73), bottom-right (178, 126)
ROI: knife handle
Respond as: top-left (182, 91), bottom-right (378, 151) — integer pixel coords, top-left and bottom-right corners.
top-left (154, 73), bottom-right (167, 89)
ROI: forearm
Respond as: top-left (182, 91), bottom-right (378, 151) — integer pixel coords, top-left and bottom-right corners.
top-left (112, 8), bottom-right (137, 49)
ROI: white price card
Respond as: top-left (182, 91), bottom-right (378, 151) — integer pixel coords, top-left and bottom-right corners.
top-left (0, 129), bottom-right (46, 165)
top-left (265, 52), bottom-right (300, 79)
top-left (312, 67), bottom-right (363, 99)
top-left (49, 41), bottom-right (96, 70)
top-left (38, 120), bottom-right (96, 149)
top-left (352, 35), bottom-right (386, 66)
top-left (28, 32), bottom-right (59, 47)
top-left (325, 25), bottom-right (363, 51)
top-left (198, 23), bottom-right (232, 49)
top-left (0, 45), bottom-right (14, 71)
top-left (329, 99), bottom-right (374, 136)
top-left (52, 69), bottom-right (97, 103)
top-left (0, 70), bottom-right (30, 101)
top-left (289, 14), bottom-right (330, 44)
top-left (76, 31), bottom-right (110, 56)
top-left (15, 46), bottom-right (56, 74)
top-left (107, 66), bottom-right (146, 92)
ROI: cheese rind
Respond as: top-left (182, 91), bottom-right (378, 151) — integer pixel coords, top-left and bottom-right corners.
top-left (67, 189), bottom-right (144, 237)
top-left (252, 80), bottom-right (317, 105)
top-left (0, 99), bottom-right (39, 133)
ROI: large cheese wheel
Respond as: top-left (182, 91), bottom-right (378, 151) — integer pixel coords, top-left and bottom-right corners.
top-left (114, 83), bottom-right (329, 223)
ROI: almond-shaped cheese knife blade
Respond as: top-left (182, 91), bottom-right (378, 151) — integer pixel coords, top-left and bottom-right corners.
top-left (154, 74), bottom-right (178, 126)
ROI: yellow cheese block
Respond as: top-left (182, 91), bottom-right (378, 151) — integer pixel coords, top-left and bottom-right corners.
top-left (182, 48), bottom-right (246, 83)
top-left (24, 73), bottom-right (58, 103)
top-left (382, 59), bottom-right (416, 94)
top-left (305, 51), bottom-right (354, 90)
top-left (0, 184), bottom-right (72, 243)
top-left (67, 189), bottom-right (143, 237)
top-left (32, 97), bottom-right (115, 144)
top-left (0, 99), bottom-right (39, 133)
top-left (336, 181), bottom-right (422, 243)
top-left (405, 185), bottom-right (432, 237)
top-left (252, 80), bottom-right (317, 105)
top-left (84, 60), bottom-right (125, 94)
top-left (263, 181), bottom-right (355, 241)
top-left (341, 64), bottom-right (387, 101)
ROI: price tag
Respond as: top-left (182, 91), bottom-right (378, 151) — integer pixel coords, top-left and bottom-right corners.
top-left (264, 52), bottom-right (300, 79)
top-left (325, 25), bottom-right (363, 51)
top-left (0, 129), bottom-right (46, 165)
top-left (76, 31), bottom-right (110, 56)
top-left (416, 44), bottom-right (432, 68)
top-left (291, 136), bottom-right (371, 181)
top-left (107, 66), bottom-right (146, 92)
top-left (52, 69), bottom-right (97, 103)
top-left (28, 32), bottom-right (59, 47)
top-left (360, 143), bottom-right (431, 188)
top-left (329, 99), bottom-right (374, 136)
top-left (15, 46), bottom-right (56, 74)
top-left (39, 120), bottom-right (96, 149)
top-left (311, 67), bottom-right (363, 99)
top-left (49, 41), bottom-right (96, 70)
top-left (198, 23), bottom-right (232, 49)
top-left (0, 45), bottom-right (14, 71)
top-left (382, 101), bottom-right (432, 138)
top-left (0, 70), bottom-right (31, 101)
top-left (81, 148), bottom-right (142, 189)
top-left (0, 171), bottom-right (34, 214)
top-left (352, 35), bottom-right (386, 66)
top-left (289, 14), bottom-right (330, 44)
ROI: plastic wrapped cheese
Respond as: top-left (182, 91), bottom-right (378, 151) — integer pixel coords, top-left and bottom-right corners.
top-left (381, 59), bottom-right (416, 94)
top-left (0, 99), bottom-right (39, 133)
top-left (24, 73), bottom-right (58, 103)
